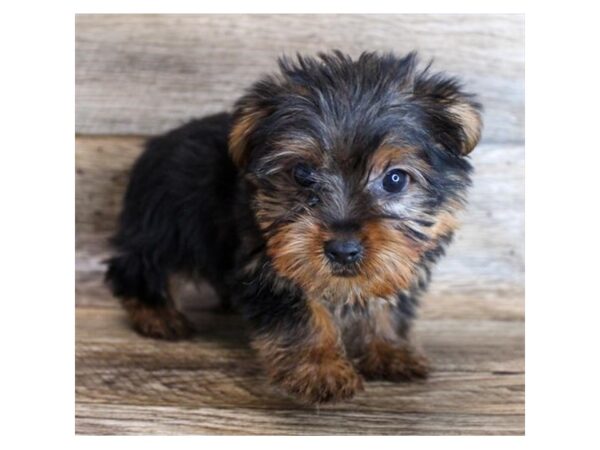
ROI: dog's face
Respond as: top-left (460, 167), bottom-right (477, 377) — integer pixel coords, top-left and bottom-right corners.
top-left (230, 52), bottom-right (482, 302)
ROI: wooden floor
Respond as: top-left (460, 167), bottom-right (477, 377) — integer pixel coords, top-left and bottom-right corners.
top-left (75, 273), bottom-right (524, 435)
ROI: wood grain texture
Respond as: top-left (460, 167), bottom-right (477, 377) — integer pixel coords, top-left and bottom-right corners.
top-left (75, 136), bottom-right (524, 320)
top-left (75, 307), bottom-right (524, 435)
top-left (76, 404), bottom-right (523, 436)
top-left (75, 14), bottom-right (524, 143)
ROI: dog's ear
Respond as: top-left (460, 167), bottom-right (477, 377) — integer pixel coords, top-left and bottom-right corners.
top-left (229, 77), bottom-right (281, 168)
top-left (414, 74), bottom-right (483, 156)
top-left (229, 100), bottom-right (267, 168)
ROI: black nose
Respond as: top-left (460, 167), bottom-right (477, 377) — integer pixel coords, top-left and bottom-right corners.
top-left (324, 239), bottom-right (363, 265)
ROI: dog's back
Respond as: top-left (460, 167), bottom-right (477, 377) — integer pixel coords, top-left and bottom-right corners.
top-left (105, 112), bottom-right (239, 337)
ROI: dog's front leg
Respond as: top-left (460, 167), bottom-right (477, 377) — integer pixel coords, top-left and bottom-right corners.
top-left (242, 286), bottom-right (363, 404)
top-left (356, 299), bottom-right (430, 381)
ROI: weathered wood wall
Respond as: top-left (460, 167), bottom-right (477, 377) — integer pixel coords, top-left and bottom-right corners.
top-left (75, 14), bottom-right (525, 435)
top-left (76, 14), bottom-right (524, 143)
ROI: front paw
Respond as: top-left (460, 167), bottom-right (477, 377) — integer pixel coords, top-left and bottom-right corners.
top-left (358, 343), bottom-right (430, 381)
top-left (275, 357), bottom-right (364, 404)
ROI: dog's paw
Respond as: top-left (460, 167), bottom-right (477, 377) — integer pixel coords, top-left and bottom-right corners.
top-left (358, 344), bottom-right (430, 381)
top-left (122, 298), bottom-right (193, 340)
top-left (277, 358), bottom-right (364, 404)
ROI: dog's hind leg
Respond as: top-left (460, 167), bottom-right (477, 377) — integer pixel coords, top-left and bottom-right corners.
top-left (105, 252), bottom-right (193, 340)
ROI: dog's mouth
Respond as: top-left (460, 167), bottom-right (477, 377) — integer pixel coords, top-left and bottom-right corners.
top-left (329, 262), bottom-right (362, 278)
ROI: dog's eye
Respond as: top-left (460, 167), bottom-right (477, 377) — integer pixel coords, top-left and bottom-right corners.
top-left (382, 169), bottom-right (409, 193)
top-left (293, 164), bottom-right (316, 187)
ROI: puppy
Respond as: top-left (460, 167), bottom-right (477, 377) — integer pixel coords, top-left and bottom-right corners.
top-left (106, 51), bottom-right (482, 404)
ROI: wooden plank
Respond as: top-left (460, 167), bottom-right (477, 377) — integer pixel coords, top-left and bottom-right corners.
top-left (75, 14), bottom-right (524, 143)
top-left (75, 136), bottom-right (524, 320)
top-left (76, 404), bottom-right (523, 435)
top-left (75, 306), bottom-right (524, 435)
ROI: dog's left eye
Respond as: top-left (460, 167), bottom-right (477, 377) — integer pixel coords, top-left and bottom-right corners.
top-left (293, 164), bottom-right (316, 187)
top-left (382, 169), bottom-right (409, 193)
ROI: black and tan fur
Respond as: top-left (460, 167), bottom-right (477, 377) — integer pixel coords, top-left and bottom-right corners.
top-left (106, 51), bottom-right (482, 404)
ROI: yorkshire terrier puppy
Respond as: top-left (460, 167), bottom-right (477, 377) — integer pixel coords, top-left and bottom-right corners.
top-left (106, 51), bottom-right (482, 404)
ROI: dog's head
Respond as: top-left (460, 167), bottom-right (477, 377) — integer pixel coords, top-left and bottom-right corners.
top-left (229, 51), bottom-right (482, 301)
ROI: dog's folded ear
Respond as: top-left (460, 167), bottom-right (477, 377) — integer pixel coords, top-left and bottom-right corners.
top-left (228, 100), bottom-right (267, 168)
top-left (413, 74), bottom-right (483, 156)
top-left (229, 77), bottom-right (280, 168)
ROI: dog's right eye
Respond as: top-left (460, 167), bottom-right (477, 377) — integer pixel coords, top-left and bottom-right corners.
top-left (293, 164), bottom-right (316, 187)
